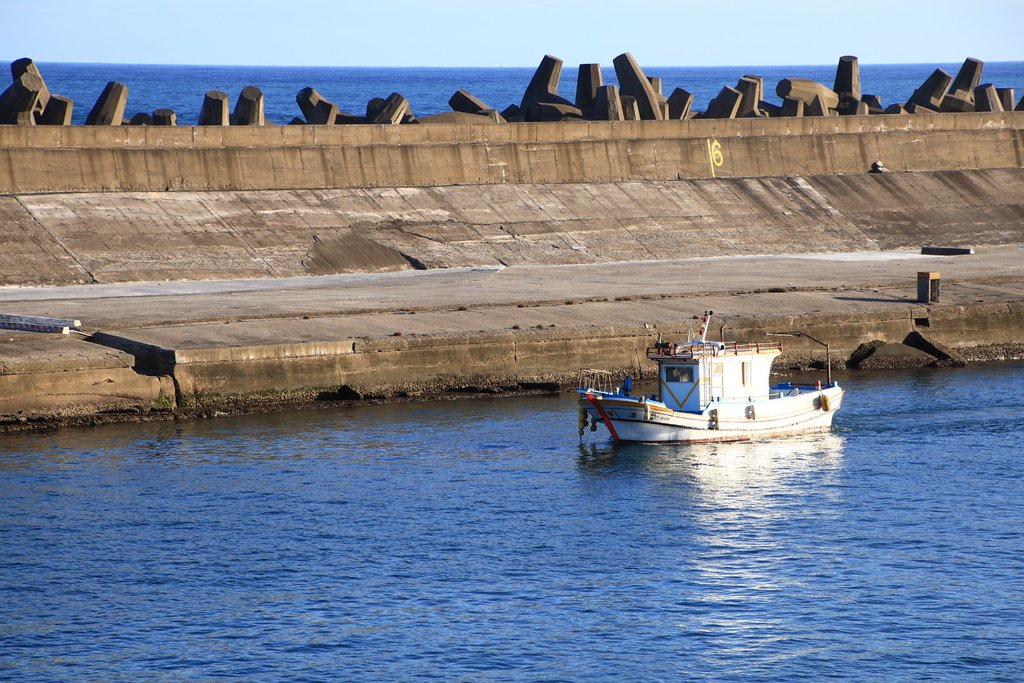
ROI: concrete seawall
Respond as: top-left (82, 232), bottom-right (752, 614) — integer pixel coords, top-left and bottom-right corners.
top-left (2, 168), bottom-right (1023, 286)
top-left (2, 112), bottom-right (1023, 194)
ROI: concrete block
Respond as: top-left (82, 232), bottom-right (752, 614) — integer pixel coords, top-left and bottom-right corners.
top-left (758, 100), bottom-right (781, 117)
top-left (369, 93), bottom-right (411, 125)
top-left (365, 97), bottom-right (386, 120)
top-left (128, 112), bottom-right (153, 125)
top-left (0, 71), bottom-right (44, 125)
top-left (973, 84), bottom-right (1002, 112)
top-left (620, 95), bottom-right (640, 121)
top-left (907, 68), bottom-right (951, 111)
top-left (11, 58), bottom-right (50, 118)
top-left (647, 76), bottom-right (663, 97)
top-left (297, 87), bottom-right (339, 125)
top-left (1017, 93), bottom-right (1024, 112)
top-left (853, 100), bottom-right (870, 116)
top-left (231, 86), bottom-right (265, 126)
top-left (499, 104), bottom-right (525, 122)
top-left (38, 94), bottom-right (72, 125)
top-left (85, 81), bottom-right (128, 126)
top-left (776, 78), bottom-right (839, 110)
top-left (575, 63), bottom-right (603, 111)
top-left (335, 111), bottom-right (366, 125)
top-left (939, 57), bottom-right (984, 111)
top-left (538, 102), bottom-right (583, 120)
top-left (199, 90), bottom-right (230, 126)
top-left (780, 96), bottom-right (804, 117)
top-left (940, 93), bottom-right (974, 113)
top-left (153, 108), bottom-right (176, 126)
top-left (449, 88), bottom-right (492, 114)
top-left (667, 87), bottom-right (693, 119)
top-left (591, 85), bottom-right (624, 121)
top-left (948, 57), bottom-right (984, 99)
top-left (520, 55), bottom-right (575, 121)
top-left (861, 94), bottom-right (884, 115)
top-left (833, 55), bottom-right (861, 114)
top-left (996, 88), bottom-right (1015, 112)
top-left (479, 109), bottom-right (506, 123)
top-left (612, 52), bottom-right (664, 120)
top-left (415, 111), bottom-right (504, 125)
top-left (287, 116), bottom-right (305, 125)
top-left (805, 94), bottom-right (831, 117)
top-left (705, 85), bottom-right (742, 119)
top-left (736, 76), bottom-right (763, 117)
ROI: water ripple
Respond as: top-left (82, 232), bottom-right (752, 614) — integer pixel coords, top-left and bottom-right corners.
top-left (2, 364), bottom-right (1024, 680)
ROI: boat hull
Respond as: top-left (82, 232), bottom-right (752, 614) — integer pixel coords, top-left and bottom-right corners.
top-left (579, 387), bottom-right (844, 444)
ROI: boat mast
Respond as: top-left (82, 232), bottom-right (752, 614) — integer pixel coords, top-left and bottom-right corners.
top-left (699, 310), bottom-right (713, 408)
top-left (699, 310), bottom-right (713, 343)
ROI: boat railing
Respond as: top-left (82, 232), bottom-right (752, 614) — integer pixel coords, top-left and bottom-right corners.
top-left (577, 369), bottom-right (617, 394)
top-left (646, 340), bottom-right (784, 359)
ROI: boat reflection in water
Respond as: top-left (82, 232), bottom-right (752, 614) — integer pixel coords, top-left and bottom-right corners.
top-left (577, 432), bottom-right (849, 642)
top-left (577, 431), bottom-right (848, 543)
top-left (578, 432), bottom-right (846, 489)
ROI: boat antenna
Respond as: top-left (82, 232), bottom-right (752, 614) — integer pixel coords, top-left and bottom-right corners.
top-left (765, 330), bottom-right (833, 386)
top-left (700, 311), bottom-right (713, 343)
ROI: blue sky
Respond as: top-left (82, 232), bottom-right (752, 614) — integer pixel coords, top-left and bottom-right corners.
top-left (1, 0), bottom-right (1022, 67)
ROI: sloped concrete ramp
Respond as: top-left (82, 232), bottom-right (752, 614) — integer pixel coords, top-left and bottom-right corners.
top-left (3, 168), bottom-right (1022, 286)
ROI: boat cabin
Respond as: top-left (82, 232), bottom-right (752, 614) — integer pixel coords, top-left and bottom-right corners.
top-left (649, 341), bottom-right (783, 412)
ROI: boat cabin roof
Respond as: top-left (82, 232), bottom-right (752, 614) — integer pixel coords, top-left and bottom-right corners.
top-left (647, 340), bottom-right (783, 362)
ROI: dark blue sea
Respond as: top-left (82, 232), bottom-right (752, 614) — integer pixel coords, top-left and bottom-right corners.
top-left (21, 61), bottom-right (1024, 125)
top-left (2, 363), bottom-right (1023, 681)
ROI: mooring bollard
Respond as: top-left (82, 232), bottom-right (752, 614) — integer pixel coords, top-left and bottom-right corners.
top-left (918, 271), bottom-right (940, 303)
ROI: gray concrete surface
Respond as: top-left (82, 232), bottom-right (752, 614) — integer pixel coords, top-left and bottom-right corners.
top-left (3, 169), bottom-right (1022, 287)
top-left (2, 247), bottom-right (1020, 336)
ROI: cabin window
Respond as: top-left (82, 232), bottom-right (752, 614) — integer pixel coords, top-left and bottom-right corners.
top-left (665, 365), bottom-right (694, 383)
top-left (741, 362), bottom-right (750, 386)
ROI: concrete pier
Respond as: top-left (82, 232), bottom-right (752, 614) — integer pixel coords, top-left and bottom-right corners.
top-left (1, 246), bottom-right (1021, 429)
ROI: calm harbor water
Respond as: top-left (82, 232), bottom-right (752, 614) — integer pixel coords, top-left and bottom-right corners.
top-left (32, 61), bottom-right (1024, 126)
top-left (2, 363), bottom-right (1023, 680)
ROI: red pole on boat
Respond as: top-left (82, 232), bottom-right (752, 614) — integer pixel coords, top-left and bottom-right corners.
top-left (585, 393), bottom-right (621, 443)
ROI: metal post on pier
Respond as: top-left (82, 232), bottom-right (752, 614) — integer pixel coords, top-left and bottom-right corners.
top-left (765, 331), bottom-right (833, 386)
top-left (917, 271), bottom-right (940, 303)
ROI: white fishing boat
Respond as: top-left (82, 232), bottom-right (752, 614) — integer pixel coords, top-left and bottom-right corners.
top-left (577, 312), bottom-right (844, 443)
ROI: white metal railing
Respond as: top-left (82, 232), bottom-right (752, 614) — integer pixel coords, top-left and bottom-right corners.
top-left (647, 340), bottom-right (783, 360)
top-left (577, 369), bottom-right (617, 394)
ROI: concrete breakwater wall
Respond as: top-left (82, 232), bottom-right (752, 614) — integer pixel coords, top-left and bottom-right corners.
top-left (2, 112), bottom-right (1023, 194)
top-left (3, 168), bottom-right (1024, 286)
